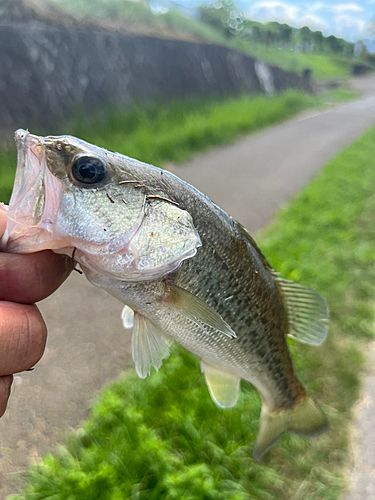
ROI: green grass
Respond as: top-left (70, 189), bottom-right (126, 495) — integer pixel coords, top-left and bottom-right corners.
top-left (0, 88), bottom-right (356, 205)
top-left (0, 150), bottom-right (14, 203)
top-left (48, 0), bottom-right (230, 45)
top-left (69, 91), bottom-right (319, 163)
top-left (0, 86), bottom-right (357, 205)
top-left (13, 124), bottom-right (375, 498)
top-left (232, 42), bottom-right (352, 79)
top-left (0, 90), bottom-right (320, 204)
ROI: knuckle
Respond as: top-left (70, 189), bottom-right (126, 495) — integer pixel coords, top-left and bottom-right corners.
top-left (0, 303), bottom-right (47, 375)
top-left (22, 306), bottom-right (47, 368)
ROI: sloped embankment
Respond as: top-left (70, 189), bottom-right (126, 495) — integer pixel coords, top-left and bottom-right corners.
top-left (0, 2), bottom-right (310, 143)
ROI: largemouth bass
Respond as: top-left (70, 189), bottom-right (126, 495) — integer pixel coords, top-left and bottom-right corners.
top-left (3, 129), bottom-right (329, 459)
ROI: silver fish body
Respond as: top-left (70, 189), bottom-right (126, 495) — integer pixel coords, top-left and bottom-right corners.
top-left (3, 130), bottom-right (329, 458)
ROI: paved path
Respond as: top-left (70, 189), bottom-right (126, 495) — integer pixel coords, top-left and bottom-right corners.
top-left (177, 77), bottom-right (375, 231)
top-left (346, 342), bottom-right (375, 500)
top-left (0, 75), bottom-right (374, 498)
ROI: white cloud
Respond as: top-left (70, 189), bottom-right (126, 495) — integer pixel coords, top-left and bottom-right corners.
top-left (335, 14), bottom-right (367, 34)
top-left (247, 1), bottom-right (299, 24)
top-left (331, 3), bottom-right (364, 13)
top-left (248, 2), bottom-right (328, 31)
top-left (299, 14), bottom-right (328, 30)
top-left (309, 2), bottom-right (328, 10)
top-left (244, 0), bottom-right (372, 40)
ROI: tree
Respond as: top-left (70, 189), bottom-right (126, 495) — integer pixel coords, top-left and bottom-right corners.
top-left (326, 35), bottom-right (341, 53)
top-left (299, 26), bottom-right (312, 51)
top-left (198, 1), bottom-right (244, 38)
top-left (278, 23), bottom-right (292, 45)
top-left (311, 30), bottom-right (324, 52)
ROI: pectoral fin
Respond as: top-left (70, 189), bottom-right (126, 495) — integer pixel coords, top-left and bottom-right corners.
top-left (201, 362), bottom-right (240, 408)
top-left (132, 313), bottom-right (170, 379)
top-left (168, 285), bottom-right (236, 338)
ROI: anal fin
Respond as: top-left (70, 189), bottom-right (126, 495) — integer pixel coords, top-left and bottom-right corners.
top-left (201, 362), bottom-right (240, 408)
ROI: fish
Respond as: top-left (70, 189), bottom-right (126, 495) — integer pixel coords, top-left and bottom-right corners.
top-left (2, 129), bottom-right (329, 459)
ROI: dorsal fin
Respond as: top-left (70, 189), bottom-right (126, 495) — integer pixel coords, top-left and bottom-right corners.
top-left (275, 277), bottom-right (329, 346)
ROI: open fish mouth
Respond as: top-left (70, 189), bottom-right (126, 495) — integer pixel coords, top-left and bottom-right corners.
top-left (2, 129), bottom-right (202, 282)
top-left (2, 129), bottom-right (64, 253)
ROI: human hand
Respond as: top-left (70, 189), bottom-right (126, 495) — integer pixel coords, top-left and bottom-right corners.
top-left (0, 207), bottom-right (73, 416)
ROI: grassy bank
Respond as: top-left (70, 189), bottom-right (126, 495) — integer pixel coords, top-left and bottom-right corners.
top-left (50, 0), bottom-right (358, 81)
top-left (0, 88), bottom-right (355, 204)
top-left (233, 42), bottom-right (352, 79)
top-left (69, 91), bottom-right (317, 164)
top-left (14, 123), bottom-right (375, 498)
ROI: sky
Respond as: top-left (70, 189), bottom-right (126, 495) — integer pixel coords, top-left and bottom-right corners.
top-left (236, 0), bottom-right (374, 41)
top-left (155, 1), bottom-right (375, 42)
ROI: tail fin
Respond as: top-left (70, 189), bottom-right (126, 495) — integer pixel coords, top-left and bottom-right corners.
top-left (253, 397), bottom-right (328, 460)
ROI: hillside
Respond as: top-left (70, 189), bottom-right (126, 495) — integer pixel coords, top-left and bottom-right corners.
top-left (46, 0), bottom-right (224, 42)
top-left (44, 0), bottom-right (363, 79)
top-left (2, 0), bottom-right (365, 79)
top-left (0, 0), bottom-right (78, 26)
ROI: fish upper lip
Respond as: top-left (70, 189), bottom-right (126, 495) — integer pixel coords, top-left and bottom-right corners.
top-left (15, 128), bottom-right (40, 145)
top-left (15, 129), bottom-right (44, 160)
top-left (2, 131), bottom-right (44, 250)
top-left (14, 128), bottom-right (29, 142)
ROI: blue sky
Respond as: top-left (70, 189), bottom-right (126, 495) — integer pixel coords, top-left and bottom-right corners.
top-left (236, 0), bottom-right (374, 41)
top-left (154, 1), bottom-right (374, 41)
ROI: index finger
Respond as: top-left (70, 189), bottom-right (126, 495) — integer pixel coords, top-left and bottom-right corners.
top-left (0, 251), bottom-right (74, 303)
top-left (0, 204), bottom-right (74, 303)
top-left (0, 204), bottom-right (7, 236)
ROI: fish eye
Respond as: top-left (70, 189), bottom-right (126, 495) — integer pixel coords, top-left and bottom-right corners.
top-left (71, 156), bottom-right (107, 185)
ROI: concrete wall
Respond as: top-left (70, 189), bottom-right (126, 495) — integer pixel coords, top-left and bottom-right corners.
top-left (0, 22), bottom-right (311, 143)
